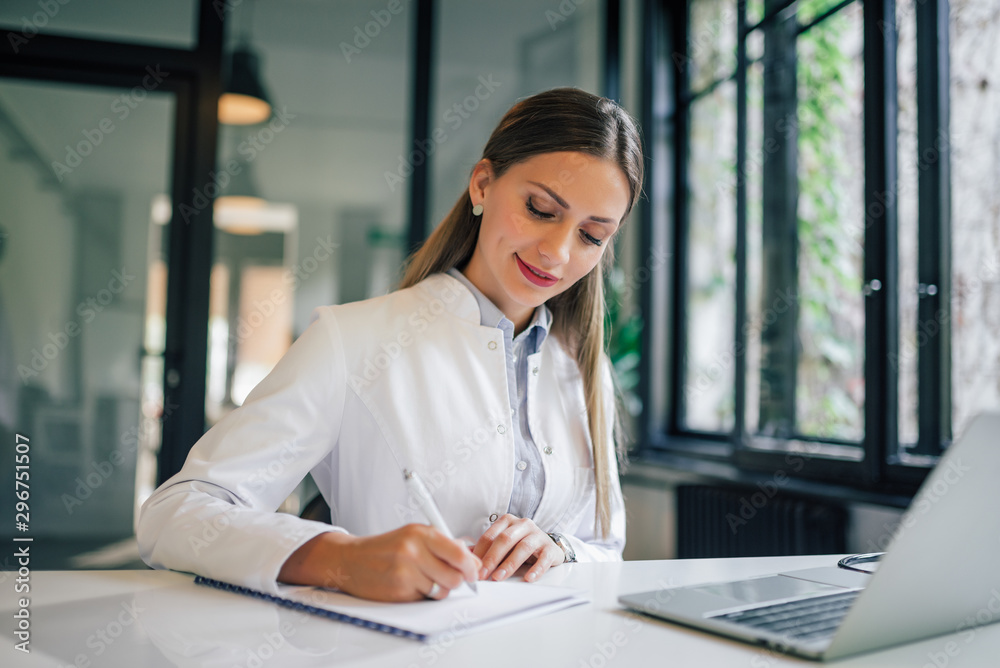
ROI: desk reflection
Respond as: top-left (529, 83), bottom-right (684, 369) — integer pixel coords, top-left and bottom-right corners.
top-left (30, 576), bottom-right (412, 667)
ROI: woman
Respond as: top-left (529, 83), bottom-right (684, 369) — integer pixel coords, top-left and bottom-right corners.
top-left (137, 87), bottom-right (644, 602)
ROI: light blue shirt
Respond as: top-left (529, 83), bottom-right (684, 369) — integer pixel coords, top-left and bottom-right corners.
top-left (447, 267), bottom-right (551, 520)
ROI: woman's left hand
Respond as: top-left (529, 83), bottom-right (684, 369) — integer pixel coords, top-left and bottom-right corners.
top-left (471, 514), bottom-right (566, 583)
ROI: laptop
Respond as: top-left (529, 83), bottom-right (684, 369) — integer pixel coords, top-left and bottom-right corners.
top-left (619, 412), bottom-right (1000, 661)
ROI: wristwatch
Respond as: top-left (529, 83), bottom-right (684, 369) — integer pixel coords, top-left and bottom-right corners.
top-left (547, 532), bottom-right (577, 563)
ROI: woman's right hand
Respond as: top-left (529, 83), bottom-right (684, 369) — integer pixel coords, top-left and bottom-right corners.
top-left (278, 524), bottom-right (481, 602)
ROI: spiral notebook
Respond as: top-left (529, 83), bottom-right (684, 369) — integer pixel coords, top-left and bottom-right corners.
top-left (194, 576), bottom-right (588, 642)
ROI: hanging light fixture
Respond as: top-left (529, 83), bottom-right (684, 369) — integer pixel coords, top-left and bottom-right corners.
top-left (214, 158), bottom-right (297, 236)
top-left (215, 158), bottom-right (266, 234)
top-left (219, 0), bottom-right (272, 125)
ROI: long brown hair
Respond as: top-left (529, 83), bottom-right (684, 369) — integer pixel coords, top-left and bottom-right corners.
top-left (399, 88), bottom-right (644, 539)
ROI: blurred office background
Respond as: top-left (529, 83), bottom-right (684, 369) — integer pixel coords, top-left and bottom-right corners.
top-left (0, 0), bottom-right (996, 570)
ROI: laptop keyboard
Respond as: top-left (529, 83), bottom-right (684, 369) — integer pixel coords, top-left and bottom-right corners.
top-left (712, 590), bottom-right (860, 641)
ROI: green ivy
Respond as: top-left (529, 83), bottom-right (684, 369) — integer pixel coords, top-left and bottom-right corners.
top-left (794, 3), bottom-right (864, 439)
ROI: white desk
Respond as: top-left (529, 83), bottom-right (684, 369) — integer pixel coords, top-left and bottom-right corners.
top-left (4, 556), bottom-right (999, 666)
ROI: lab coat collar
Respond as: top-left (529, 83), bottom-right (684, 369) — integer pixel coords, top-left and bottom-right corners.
top-left (414, 272), bottom-right (483, 325)
top-left (444, 267), bottom-right (552, 344)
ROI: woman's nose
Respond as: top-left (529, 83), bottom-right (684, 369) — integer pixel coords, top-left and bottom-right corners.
top-left (537, 224), bottom-right (574, 266)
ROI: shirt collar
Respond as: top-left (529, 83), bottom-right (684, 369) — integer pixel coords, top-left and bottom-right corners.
top-left (446, 267), bottom-right (551, 342)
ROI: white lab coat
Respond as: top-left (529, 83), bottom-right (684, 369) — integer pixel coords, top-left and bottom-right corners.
top-left (137, 272), bottom-right (626, 594)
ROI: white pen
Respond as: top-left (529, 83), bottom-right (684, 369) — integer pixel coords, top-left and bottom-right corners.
top-left (403, 469), bottom-right (479, 594)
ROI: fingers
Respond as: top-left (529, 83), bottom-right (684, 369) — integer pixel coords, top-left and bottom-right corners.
top-left (421, 529), bottom-right (481, 590)
top-left (417, 576), bottom-right (448, 600)
top-left (333, 525), bottom-right (482, 601)
top-left (491, 533), bottom-right (557, 581)
top-left (473, 514), bottom-right (520, 579)
top-left (522, 543), bottom-right (565, 582)
top-left (424, 527), bottom-right (482, 579)
top-left (476, 515), bottom-right (562, 582)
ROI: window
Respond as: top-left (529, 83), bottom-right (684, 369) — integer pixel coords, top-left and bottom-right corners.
top-left (641, 0), bottom-right (996, 492)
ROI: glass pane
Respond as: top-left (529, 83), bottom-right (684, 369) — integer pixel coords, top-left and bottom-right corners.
top-left (897, 1), bottom-right (920, 448)
top-left (204, 0), bottom-right (412, 513)
top-left (429, 0), bottom-right (604, 228)
top-left (684, 81), bottom-right (737, 432)
top-left (0, 0), bottom-right (196, 49)
top-left (950, 0), bottom-right (1000, 437)
top-left (797, 0), bottom-right (843, 25)
top-left (0, 78), bottom-right (174, 566)
top-left (795, 2), bottom-right (865, 441)
top-left (746, 2), bottom-right (864, 446)
top-left (746, 5), bottom-right (805, 441)
top-left (689, 0), bottom-right (737, 93)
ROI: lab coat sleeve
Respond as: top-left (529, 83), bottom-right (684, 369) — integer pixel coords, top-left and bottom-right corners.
top-left (562, 354), bottom-right (626, 563)
top-left (137, 308), bottom-right (348, 595)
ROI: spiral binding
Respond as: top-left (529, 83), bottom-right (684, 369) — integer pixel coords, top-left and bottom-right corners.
top-left (193, 575), bottom-right (426, 641)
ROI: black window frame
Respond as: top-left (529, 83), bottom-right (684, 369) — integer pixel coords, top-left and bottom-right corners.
top-left (636, 0), bottom-right (952, 501)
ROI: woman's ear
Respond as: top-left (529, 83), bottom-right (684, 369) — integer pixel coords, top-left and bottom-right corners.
top-left (468, 159), bottom-right (494, 205)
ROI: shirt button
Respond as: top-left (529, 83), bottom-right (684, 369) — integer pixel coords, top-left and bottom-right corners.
top-left (510, 407), bottom-right (516, 416)
top-left (497, 424), bottom-right (506, 434)
top-left (488, 341), bottom-right (497, 351)
top-left (543, 446), bottom-right (553, 455)
top-left (516, 460), bottom-right (527, 471)
top-left (532, 366), bottom-right (539, 376)
top-left (489, 513), bottom-right (499, 522)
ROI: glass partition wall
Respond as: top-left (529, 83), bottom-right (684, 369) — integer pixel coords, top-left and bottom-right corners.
top-left (0, 78), bottom-right (174, 567)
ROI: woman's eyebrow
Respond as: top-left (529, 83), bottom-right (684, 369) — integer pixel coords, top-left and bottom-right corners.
top-left (528, 181), bottom-right (616, 224)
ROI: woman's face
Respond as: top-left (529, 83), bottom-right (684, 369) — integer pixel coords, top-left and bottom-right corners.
top-left (463, 151), bottom-right (630, 332)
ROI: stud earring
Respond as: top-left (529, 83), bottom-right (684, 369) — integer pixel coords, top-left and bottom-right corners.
top-left (472, 203), bottom-right (484, 216)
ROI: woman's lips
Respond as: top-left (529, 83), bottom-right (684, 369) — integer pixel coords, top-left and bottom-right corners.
top-left (516, 255), bottom-right (558, 287)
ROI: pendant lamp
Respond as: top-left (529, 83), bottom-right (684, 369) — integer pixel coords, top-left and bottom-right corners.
top-left (219, 45), bottom-right (272, 125)
top-left (215, 158), bottom-right (266, 234)
top-left (219, 0), bottom-right (272, 125)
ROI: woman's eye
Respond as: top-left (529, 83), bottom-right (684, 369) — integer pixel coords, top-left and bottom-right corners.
top-left (581, 230), bottom-right (602, 247)
top-left (526, 197), bottom-right (554, 219)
